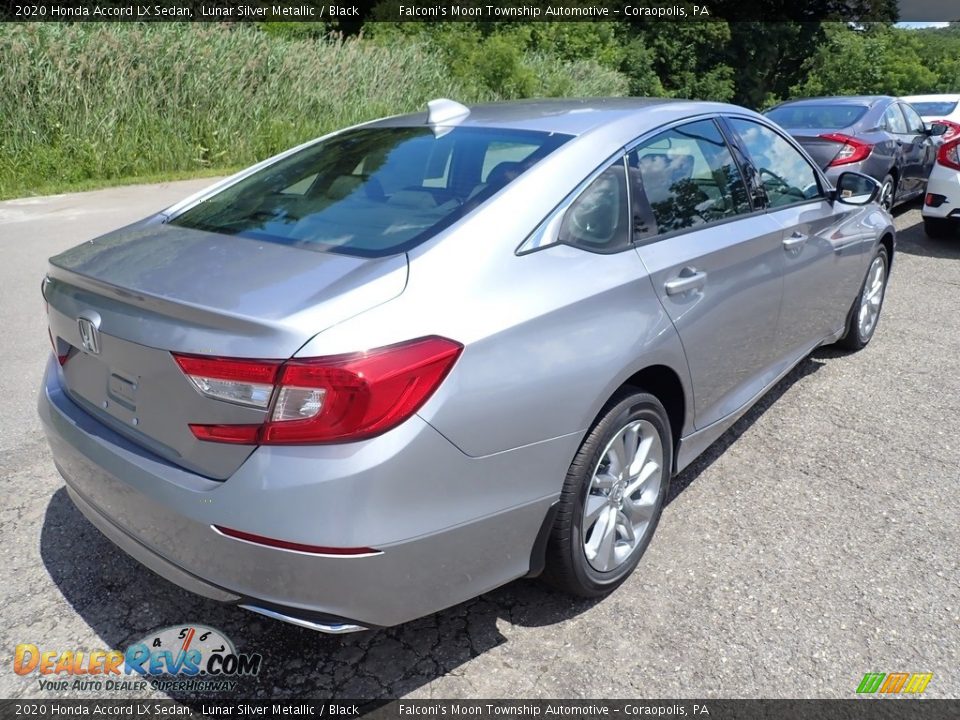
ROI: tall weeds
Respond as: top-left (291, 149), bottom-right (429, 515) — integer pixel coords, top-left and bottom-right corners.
top-left (0, 24), bottom-right (628, 198)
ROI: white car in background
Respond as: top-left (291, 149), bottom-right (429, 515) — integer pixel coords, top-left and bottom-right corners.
top-left (921, 133), bottom-right (960, 238)
top-left (903, 94), bottom-right (960, 141)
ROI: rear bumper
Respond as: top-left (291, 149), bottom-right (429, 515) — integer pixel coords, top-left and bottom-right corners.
top-left (922, 166), bottom-right (960, 220)
top-left (38, 357), bottom-right (570, 628)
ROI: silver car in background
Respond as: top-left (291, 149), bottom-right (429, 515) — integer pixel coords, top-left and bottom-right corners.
top-left (39, 98), bottom-right (895, 633)
top-left (766, 95), bottom-right (946, 210)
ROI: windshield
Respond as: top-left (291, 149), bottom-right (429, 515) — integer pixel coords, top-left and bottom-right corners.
top-left (909, 101), bottom-right (958, 117)
top-left (170, 126), bottom-right (571, 257)
top-left (766, 104), bottom-right (868, 130)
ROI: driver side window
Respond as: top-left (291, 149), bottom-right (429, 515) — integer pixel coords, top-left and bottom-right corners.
top-left (727, 118), bottom-right (823, 208)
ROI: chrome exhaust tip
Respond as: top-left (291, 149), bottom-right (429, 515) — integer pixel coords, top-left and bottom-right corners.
top-left (239, 604), bottom-right (367, 634)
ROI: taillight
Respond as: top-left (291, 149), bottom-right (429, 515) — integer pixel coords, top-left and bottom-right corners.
top-left (175, 336), bottom-right (463, 445)
top-left (820, 133), bottom-right (873, 167)
top-left (173, 354), bottom-right (281, 408)
top-left (936, 138), bottom-right (960, 171)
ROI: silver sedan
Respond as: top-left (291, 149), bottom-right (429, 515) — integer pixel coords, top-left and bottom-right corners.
top-left (38, 98), bottom-right (895, 632)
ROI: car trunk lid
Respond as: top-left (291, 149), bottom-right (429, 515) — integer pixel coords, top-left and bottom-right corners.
top-left (44, 222), bottom-right (408, 479)
top-left (787, 128), bottom-right (854, 170)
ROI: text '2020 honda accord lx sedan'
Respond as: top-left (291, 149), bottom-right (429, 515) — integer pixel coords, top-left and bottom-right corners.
top-left (39, 98), bottom-right (895, 633)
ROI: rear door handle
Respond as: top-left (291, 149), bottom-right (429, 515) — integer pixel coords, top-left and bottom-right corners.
top-left (783, 232), bottom-right (807, 251)
top-left (664, 268), bottom-right (707, 295)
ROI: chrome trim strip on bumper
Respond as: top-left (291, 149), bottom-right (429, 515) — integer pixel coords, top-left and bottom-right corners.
top-left (238, 605), bottom-right (367, 634)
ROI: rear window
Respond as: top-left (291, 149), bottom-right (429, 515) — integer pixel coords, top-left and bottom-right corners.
top-left (171, 127), bottom-right (571, 257)
top-left (766, 104), bottom-right (868, 130)
top-left (909, 101), bottom-right (958, 117)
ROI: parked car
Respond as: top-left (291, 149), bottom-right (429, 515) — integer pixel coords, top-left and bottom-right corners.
top-left (766, 95), bottom-right (947, 211)
top-left (921, 132), bottom-right (960, 238)
top-left (902, 93), bottom-right (960, 141)
top-left (38, 98), bottom-right (895, 633)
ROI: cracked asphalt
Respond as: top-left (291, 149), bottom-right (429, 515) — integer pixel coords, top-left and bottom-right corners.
top-left (0, 180), bottom-right (957, 700)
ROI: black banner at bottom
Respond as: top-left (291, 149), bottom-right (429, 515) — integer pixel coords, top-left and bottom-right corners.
top-left (0, 700), bottom-right (958, 720)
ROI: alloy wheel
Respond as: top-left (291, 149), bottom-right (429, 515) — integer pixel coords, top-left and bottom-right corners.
top-left (879, 180), bottom-right (894, 212)
top-left (581, 419), bottom-right (664, 573)
top-left (858, 255), bottom-right (886, 340)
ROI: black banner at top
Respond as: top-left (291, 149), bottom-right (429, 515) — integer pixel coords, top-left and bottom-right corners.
top-left (0, 0), bottom-right (956, 22)
top-left (1, 699), bottom-right (960, 720)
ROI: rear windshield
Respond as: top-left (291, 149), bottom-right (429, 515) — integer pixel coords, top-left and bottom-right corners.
top-left (170, 126), bottom-right (571, 257)
top-left (909, 101), bottom-right (958, 117)
top-left (766, 104), bottom-right (868, 130)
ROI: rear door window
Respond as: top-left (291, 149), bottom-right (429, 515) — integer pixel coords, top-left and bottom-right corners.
top-left (627, 118), bottom-right (751, 236)
top-left (171, 127), bottom-right (571, 257)
top-left (883, 104), bottom-right (909, 134)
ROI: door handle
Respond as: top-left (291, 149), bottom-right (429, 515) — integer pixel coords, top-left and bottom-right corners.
top-left (783, 232), bottom-right (807, 251)
top-left (664, 268), bottom-right (707, 296)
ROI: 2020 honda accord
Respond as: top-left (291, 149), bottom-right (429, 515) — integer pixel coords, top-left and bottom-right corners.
top-left (39, 98), bottom-right (895, 633)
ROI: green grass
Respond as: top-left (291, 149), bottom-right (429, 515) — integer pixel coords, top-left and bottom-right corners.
top-left (0, 24), bottom-right (628, 200)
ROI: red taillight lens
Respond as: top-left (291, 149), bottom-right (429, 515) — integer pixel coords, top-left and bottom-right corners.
top-left (820, 133), bottom-right (873, 167)
top-left (177, 336), bottom-right (463, 445)
top-left (937, 138), bottom-right (960, 171)
top-left (173, 354), bottom-right (282, 409)
top-left (173, 354), bottom-right (282, 384)
top-left (263, 337), bottom-right (463, 444)
top-left (188, 423), bottom-right (261, 444)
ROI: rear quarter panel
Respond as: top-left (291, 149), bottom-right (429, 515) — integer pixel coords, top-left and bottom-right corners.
top-left (298, 240), bottom-right (691, 459)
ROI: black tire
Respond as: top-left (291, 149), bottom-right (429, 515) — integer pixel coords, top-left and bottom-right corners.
top-left (924, 217), bottom-right (957, 239)
top-left (878, 174), bottom-right (895, 212)
top-left (542, 388), bottom-right (672, 598)
top-left (837, 245), bottom-right (889, 351)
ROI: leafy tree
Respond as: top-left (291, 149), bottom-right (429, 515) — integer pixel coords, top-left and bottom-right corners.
top-left (629, 22), bottom-right (735, 102)
top-left (790, 24), bottom-right (938, 98)
top-left (725, 22), bottom-right (827, 107)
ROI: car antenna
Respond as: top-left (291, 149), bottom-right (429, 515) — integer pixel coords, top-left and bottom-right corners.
top-left (426, 98), bottom-right (470, 137)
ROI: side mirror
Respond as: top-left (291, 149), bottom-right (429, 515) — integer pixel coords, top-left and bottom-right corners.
top-left (834, 172), bottom-right (880, 206)
top-left (929, 122), bottom-right (949, 137)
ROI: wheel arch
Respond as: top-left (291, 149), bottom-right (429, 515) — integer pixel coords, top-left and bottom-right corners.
top-left (879, 230), bottom-right (895, 271)
top-left (619, 365), bottom-right (687, 460)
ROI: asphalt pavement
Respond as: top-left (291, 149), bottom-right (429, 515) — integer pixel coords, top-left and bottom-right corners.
top-left (0, 181), bottom-right (957, 700)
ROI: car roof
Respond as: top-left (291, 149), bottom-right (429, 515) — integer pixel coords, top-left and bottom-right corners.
top-left (774, 96), bottom-right (893, 108)
top-left (902, 93), bottom-right (960, 102)
top-left (364, 97), bottom-right (763, 138)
